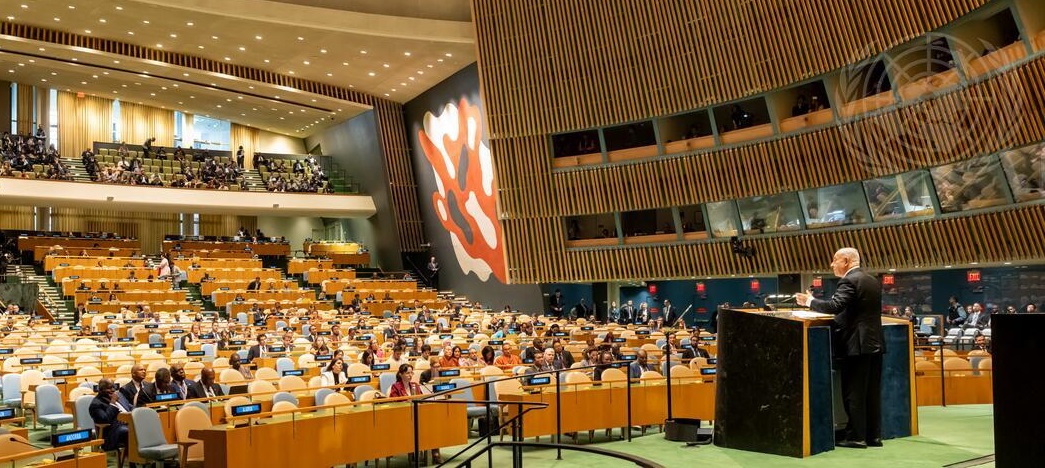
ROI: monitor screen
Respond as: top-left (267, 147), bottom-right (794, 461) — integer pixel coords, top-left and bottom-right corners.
top-left (282, 369), bottom-right (304, 377)
top-left (70, 326), bottom-right (82, 331)
top-left (229, 340), bottom-right (246, 346)
top-left (186, 351), bottom-right (206, 357)
top-left (612, 337), bottom-right (626, 343)
top-left (51, 429), bottom-right (92, 447)
top-left (52, 369), bottom-right (77, 377)
top-left (522, 358), bottom-right (534, 364)
top-left (103, 315), bottom-right (117, 319)
top-left (268, 346), bottom-right (286, 353)
top-left (90, 332), bottom-right (106, 336)
top-left (317, 331), bottom-right (331, 336)
top-left (199, 334), bottom-right (215, 340)
top-left (370, 363), bottom-right (390, 371)
top-left (348, 375), bottom-right (371, 384)
top-left (700, 336), bottom-right (717, 341)
top-left (438, 369), bottom-right (461, 378)
top-left (432, 383), bottom-right (457, 392)
top-left (636, 330), bottom-right (651, 336)
top-left (170, 329), bottom-right (184, 334)
top-left (439, 334), bottom-right (453, 339)
top-left (315, 354), bottom-right (332, 362)
top-left (581, 326), bottom-right (594, 331)
top-left (621, 355), bottom-right (637, 361)
top-left (0, 408), bottom-right (15, 420)
top-left (489, 340), bottom-right (503, 346)
top-left (707, 358), bottom-right (718, 365)
top-left (231, 403), bottom-right (262, 417)
top-left (154, 392), bottom-right (180, 402)
top-left (527, 376), bottom-right (551, 386)
top-left (0, 349), bottom-right (12, 355)
top-left (553, 332), bottom-right (567, 337)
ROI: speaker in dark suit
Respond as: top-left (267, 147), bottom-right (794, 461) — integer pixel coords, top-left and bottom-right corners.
top-left (797, 248), bottom-right (884, 449)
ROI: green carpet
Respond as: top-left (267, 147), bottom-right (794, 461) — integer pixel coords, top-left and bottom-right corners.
top-left (435, 405), bottom-right (994, 468)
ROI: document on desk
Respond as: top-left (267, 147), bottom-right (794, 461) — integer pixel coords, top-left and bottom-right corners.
top-left (790, 311), bottom-right (833, 320)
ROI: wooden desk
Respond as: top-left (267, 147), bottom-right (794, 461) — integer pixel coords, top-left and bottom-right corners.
top-left (62, 278), bottom-right (172, 296)
top-left (304, 269), bottom-right (357, 284)
top-left (720, 123), bottom-right (774, 144)
top-left (190, 258), bottom-right (263, 269)
top-left (329, 253), bottom-right (371, 266)
top-left (212, 290), bottom-right (316, 307)
top-left (36, 247), bottom-right (138, 262)
top-left (76, 290), bottom-right (186, 305)
top-left (53, 266), bottom-right (156, 282)
top-left (967, 42), bottom-right (1027, 78)
top-left (201, 279), bottom-right (296, 296)
top-left (45, 256), bottom-right (147, 272)
top-left (19, 236), bottom-right (139, 256)
top-left (85, 301), bottom-right (199, 313)
top-left (188, 268), bottom-right (282, 283)
top-left (663, 135), bottom-right (715, 154)
top-left (163, 240), bottom-right (290, 257)
top-left (188, 401), bottom-right (466, 467)
top-left (304, 242), bottom-right (362, 256)
top-left (287, 259), bottom-right (334, 275)
top-left (170, 250), bottom-right (255, 259)
top-left (915, 373), bottom-right (993, 406)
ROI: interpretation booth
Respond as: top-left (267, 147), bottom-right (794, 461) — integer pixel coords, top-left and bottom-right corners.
top-left (713, 308), bottom-right (916, 457)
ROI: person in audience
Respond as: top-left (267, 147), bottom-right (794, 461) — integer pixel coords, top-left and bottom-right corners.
top-left (629, 349), bottom-right (657, 378)
top-left (187, 368), bottom-right (224, 399)
top-left (120, 364), bottom-right (153, 407)
top-left (579, 348), bottom-right (600, 367)
top-left (147, 367), bottom-right (177, 400)
top-left (494, 342), bottom-right (522, 369)
top-left (792, 95), bottom-right (810, 116)
top-left (964, 303), bottom-right (990, 329)
top-left (247, 276), bottom-right (262, 291)
top-left (458, 349), bottom-right (477, 368)
top-left (663, 332), bottom-right (697, 360)
top-left (522, 338), bottom-right (545, 362)
top-left (169, 363), bottom-right (193, 400)
top-left (359, 350), bottom-right (376, 368)
top-left (230, 353), bottom-right (254, 379)
top-left (593, 350), bottom-right (615, 381)
top-left (385, 344), bottom-right (410, 368)
top-left (281, 331), bottom-right (295, 351)
top-left (525, 348), bottom-right (554, 374)
top-left (440, 345), bottom-right (462, 368)
top-left (552, 340), bottom-right (574, 369)
top-left (388, 364), bottom-right (423, 397)
top-left (947, 296), bottom-right (967, 326)
top-left (246, 333), bottom-right (268, 362)
top-left (321, 358), bottom-right (348, 387)
top-left (89, 379), bottom-right (131, 453)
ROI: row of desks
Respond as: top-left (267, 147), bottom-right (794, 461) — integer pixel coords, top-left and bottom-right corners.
top-left (163, 240), bottom-right (290, 257)
top-left (63, 278), bottom-right (172, 296)
top-left (212, 290), bottom-right (317, 307)
top-left (34, 246), bottom-right (139, 262)
top-left (189, 268), bottom-right (283, 283)
top-left (44, 256), bottom-right (147, 272)
top-left (19, 236), bottom-right (139, 255)
top-left (53, 266), bottom-right (154, 282)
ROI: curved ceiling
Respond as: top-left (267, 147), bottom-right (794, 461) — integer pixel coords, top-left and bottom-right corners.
top-left (2, 0), bottom-right (475, 136)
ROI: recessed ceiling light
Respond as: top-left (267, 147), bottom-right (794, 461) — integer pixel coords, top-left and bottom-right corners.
top-left (263, 59), bottom-right (270, 63)
top-left (427, 65), bottom-right (433, 68)
top-left (81, 81), bottom-right (87, 84)
top-left (342, 62), bottom-right (348, 66)
top-left (198, 45), bottom-right (204, 49)
top-left (445, 53), bottom-right (453, 57)
top-left (178, 101), bottom-right (183, 104)
top-left (50, 72), bottom-right (56, 75)
top-left (238, 46), bottom-right (246, 51)
top-left (383, 63), bottom-right (389, 68)
top-left (252, 108), bottom-right (257, 111)
top-left (303, 61), bottom-right (309, 65)
top-left (84, 29), bottom-right (92, 33)
top-left (311, 99), bottom-right (316, 102)
top-left (142, 20), bottom-right (150, 24)
top-left (384, 93), bottom-right (389, 97)
top-left (408, 77), bottom-right (414, 81)
top-left (186, 22), bottom-right (193, 26)
top-left (226, 98), bottom-right (232, 102)
top-left (40, 78), bottom-right (46, 82)
top-left (92, 75), bottom-right (98, 78)
top-left (20, 4), bottom-right (27, 9)
top-left (255, 35), bottom-right (263, 40)
top-left (297, 36), bottom-right (304, 41)
top-left (190, 95), bottom-right (195, 99)
top-left (944, 265), bottom-right (952, 268)
top-left (1004, 262), bottom-right (1012, 265)
top-left (156, 44), bottom-right (163, 48)
top-left (150, 93), bottom-right (156, 96)
top-left (127, 31), bottom-right (134, 35)
top-left (53, 17), bottom-right (60, 22)
top-left (417, 71), bottom-right (424, 75)
top-left (404, 52), bottom-right (411, 56)
top-left (288, 70), bottom-right (295, 74)
top-left (211, 35), bottom-right (219, 40)
top-left (72, 58), bottom-right (77, 61)
top-left (170, 33), bottom-right (177, 38)
top-left (224, 57), bottom-right (231, 61)
top-left (113, 60), bottom-right (120, 64)
top-left (368, 72), bottom-right (375, 76)
top-left (320, 49), bottom-right (327, 53)
top-left (437, 59), bottom-right (444, 62)
top-left (360, 50), bottom-right (367, 54)
top-left (38, 47), bottom-right (45, 51)
top-left (102, 71), bottom-right (108, 74)
top-left (279, 117), bottom-right (284, 120)
top-left (6, 16), bottom-right (13, 20)
top-left (400, 82), bottom-right (406, 86)
top-left (248, 85), bottom-right (253, 89)
top-left (8, 70), bottom-right (14, 73)
top-left (161, 87), bottom-right (167, 90)
top-left (112, 91), bottom-right (117, 94)
top-left (971, 262), bottom-right (979, 265)
top-left (216, 105), bottom-right (222, 108)
top-left (115, 6), bottom-right (123, 10)
top-left (391, 88), bottom-right (397, 92)
top-left (27, 60), bottom-right (33, 63)
top-left (121, 84), bottom-right (127, 87)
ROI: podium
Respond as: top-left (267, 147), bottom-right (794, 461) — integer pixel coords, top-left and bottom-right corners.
top-left (713, 308), bottom-right (916, 457)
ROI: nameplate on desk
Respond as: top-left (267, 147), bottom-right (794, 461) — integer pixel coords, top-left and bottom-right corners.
top-left (200, 334), bottom-right (215, 339)
top-left (0, 408), bottom-right (15, 420)
top-left (348, 375), bottom-right (370, 384)
top-left (282, 369), bottom-right (304, 377)
top-left (327, 321), bottom-right (341, 325)
top-left (229, 340), bottom-right (246, 346)
top-left (268, 346), bottom-right (286, 353)
top-left (59, 263), bottom-right (69, 267)
top-left (0, 349), bottom-right (12, 355)
top-left (489, 340), bottom-right (503, 346)
top-left (90, 331), bottom-right (106, 336)
top-left (19, 358), bottom-right (42, 365)
top-left (700, 367), bottom-right (717, 376)
top-left (460, 349), bottom-right (471, 355)
top-left (104, 315), bottom-right (117, 319)
top-left (359, 311), bottom-right (371, 316)
top-left (144, 324), bottom-right (159, 329)
top-left (50, 321), bottom-right (62, 326)
top-left (231, 403), bottom-right (262, 417)
top-left (612, 337), bottom-right (626, 343)
top-left (254, 321), bottom-right (267, 327)
top-left (219, 287), bottom-right (230, 291)
top-left (432, 382), bottom-right (457, 392)
top-left (700, 336), bottom-right (716, 341)
top-left (621, 355), bottom-right (637, 361)
top-left (929, 340), bottom-right (942, 346)
top-left (360, 334), bottom-right (374, 341)
top-left (68, 275), bottom-right (78, 279)
top-left (534, 322), bottom-right (545, 327)
top-left (706, 358), bottom-right (718, 365)
top-left (149, 343), bottom-right (165, 349)
top-left (507, 328), bottom-right (518, 333)
top-left (371, 363), bottom-right (391, 371)
top-left (51, 429), bottom-right (92, 447)
top-left (315, 355), bottom-right (332, 362)
top-left (438, 369), bottom-right (461, 378)
top-left (187, 351), bottom-right (205, 357)
top-left (70, 325), bottom-right (82, 331)
top-left (170, 329), bottom-right (184, 334)
top-left (424, 319), bottom-right (435, 323)
top-left (154, 392), bottom-right (179, 402)
top-left (522, 357), bottom-right (534, 364)
top-left (317, 331), bottom-right (331, 336)
top-left (636, 330), bottom-right (651, 336)
top-left (527, 376), bottom-right (551, 386)
top-left (123, 320), bottom-right (139, 324)
top-left (118, 337), bottom-right (134, 342)
top-left (553, 332), bottom-right (567, 337)
top-left (52, 369), bottom-right (76, 377)
top-left (358, 326), bottom-right (373, 330)
top-left (581, 326), bottom-right (594, 331)
top-left (439, 334), bottom-right (453, 340)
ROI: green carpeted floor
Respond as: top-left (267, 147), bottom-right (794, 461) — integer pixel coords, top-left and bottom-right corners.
top-left (435, 404), bottom-right (995, 468)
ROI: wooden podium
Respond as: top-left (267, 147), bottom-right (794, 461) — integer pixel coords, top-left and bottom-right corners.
top-left (713, 308), bottom-right (916, 457)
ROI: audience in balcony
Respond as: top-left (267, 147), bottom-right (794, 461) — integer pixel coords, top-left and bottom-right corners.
top-left (0, 130), bottom-right (73, 180)
top-left (260, 155), bottom-right (333, 193)
top-left (85, 140), bottom-right (246, 191)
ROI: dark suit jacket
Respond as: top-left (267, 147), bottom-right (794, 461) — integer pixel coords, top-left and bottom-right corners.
top-left (246, 280), bottom-right (261, 291)
top-left (186, 381), bottom-right (225, 400)
top-left (809, 268), bottom-right (884, 356)
top-left (88, 395), bottom-right (129, 451)
top-left (119, 380), bottom-right (152, 407)
top-left (246, 344), bottom-right (265, 362)
top-left (663, 305), bottom-right (679, 325)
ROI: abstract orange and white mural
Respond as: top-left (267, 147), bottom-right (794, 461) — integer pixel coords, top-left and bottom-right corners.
top-left (417, 98), bottom-right (507, 283)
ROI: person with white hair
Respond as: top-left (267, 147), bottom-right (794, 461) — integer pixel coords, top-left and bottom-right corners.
top-left (797, 248), bottom-right (884, 449)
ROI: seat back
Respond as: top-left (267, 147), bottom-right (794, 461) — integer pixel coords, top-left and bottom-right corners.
top-left (325, 392), bottom-right (351, 406)
top-left (174, 405), bottom-right (210, 461)
top-left (254, 368), bottom-right (280, 380)
top-left (346, 363), bottom-right (370, 377)
top-left (278, 376), bottom-right (306, 393)
top-left (357, 390), bottom-right (379, 402)
top-left (352, 385), bottom-right (375, 401)
top-left (131, 408), bottom-right (169, 450)
top-left (378, 373), bottom-right (396, 395)
top-left (223, 396), bottom-right (251, 422)
top-left (313, 388), bottom-right (335, 406)
top-left (36, 384), bottom-right (65, 417)
top-left (275, 358), bottom-right (294, 374)
top-left (271, 401), bottom-right (297, 412)
top-left (248, 380), bottom-right (277, 399)
top-left (74, 395), bottom-right (94, 431)
top-left (599, 368), bottom-right (627, 383)
top-left (1, 374), bottom-right (21, 401)
top-left (219, 369), bottom-right (245, 383)
top-left (565, 372), bottom-right (591, 384)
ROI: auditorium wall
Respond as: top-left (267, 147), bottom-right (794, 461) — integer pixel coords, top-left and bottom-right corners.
top-left (0, 81), bottom-right (10, 131)
top-left (304, 111), bottom-right (402, 270)
top-left (255, 216), bottom-right (322, 254)
top-left (257, 130), bottom-right (306, 155)
top-left (404, 64), bottom-right (542, 310)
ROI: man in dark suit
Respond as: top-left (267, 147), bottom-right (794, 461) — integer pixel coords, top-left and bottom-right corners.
top-left (797, 248), bottom-right (884, 449)
top-left (186, 368), bottom-right (225, 400)
top-left (619, 300), bottom-right (635, 325)
top-left (663, 300), bottom-right (680, 328)
top-left (549, 290), bottom-right (565, 318)
top-left (119, 364), bottom-right (153, 408)
top-left (963, 303), bottom-right (990, 329)
top-left (246, 334), bottom-right (268, 362)
top-left (89, 379), bottom-right (131, 452)
top-left (246, 276), bottom-right (262, 291)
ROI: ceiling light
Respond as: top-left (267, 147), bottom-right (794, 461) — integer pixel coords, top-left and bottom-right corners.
top-left (224, 57), bottom-right (231, 61)
top-left (311, 99), bottom-right (316, 102)
top-left (197, 45), bottom-right (204, 49)
top-left (342, 62), bottom-right (348, 66)
top-left (178, 101), bottom-right (183, 104)
top-left (383, 63), bottom-right (389, 68)
top-left (68, 5), bottom-right (75, 8)
top-left (6, 16), bottom-right (13, 20)
top-left (7, 70), bottom-right (13, 73)
top-left (190, 96), bottom-right (195, 99)
top-left (238, 46), bottom-right (246, 51)
top-left (38, 47), bottom-right (45, 51)
top-left (50, 72), bottom-right (56, 75)
top-left (252, 108), bottom-right (257, 111)
top-left (417, 71), bottom-right (424, 75)
top-left (1004, 262), bottom-right (1012, 265)
top-left (142, 20), bottom-right (150, 24)
top-left (127, 31), bottom-right (134, 35)
top-left (427, 65), bottom-right (433, 68)
top-left (360, 50), bottom-right (367, 54)
top-left (72, 58), bottom-right (78, 61)
top-left (303, 61), bottom-right (309, 65)
top-left (170, 33), bottom-right (177, 38)
top-left (20, 4), bottom-right (27, 9)
top-left (297, 36), bottom-right (304, 41)
top-left (400, 82), bottom-right (406, 86)
top-left (971, 262), bottom-right (979, 265)
top-left (408, 77), bottom-right (414, 81)
top-left (216, 105), bottom-right (222, 108)
top-left (98, 18), bottom-right (106, 23)
top-left (288, 71), bottom-right (295, 74)
top-left (121, 84), bottom-right (127, 87)
top-left (248, 85), bottom-right (253, 89)
top-left (279, 117), bottom-right (284, 120)
top-left (226, 98), bottom-right (232, 102)
top-left (320, 49), bottom-right (327, 53)
top-left (326, 73), bottom-right (332, 76)
top-left (115, 6), bottom-right (123, 10)
top-left (211, 35), bottom-right (218, 40)
top-left (368, 72), bottom-right (375, 76)
top-left (156, 44), bottom-right (163, 48)
top-left (92, 75), bottom-right (98, 78)
top-left (53, 17), bottom-right (61, 22)
top-left (150, 93), bottom-right (156, 96)
top-left (81, 81), bottom-right (87, 84)
top-left (445, 53), bottom-right (453, 57)
top-left (186, 22), bottom-right (193, 26)
top-left (102, 71), bottom-right (108, 74)
top-left (384, 93), bottom-right (389, 97)
top-left (404, 52), bottom-right (411, 56)
top-left (437, 59), bottom-right (443, 62)
top-left (113, 60), bottom-right (120, 64)
top-left (161, 87), bottom-right (167, 90)
top-left (112, 91), bottom-right (117, 94)
top-left (183, 72), bottom-right (189, 76)
top-left (84, 29), bottom-right (92, 33)
top-left (255, 35), bottom-right (262, 40)
top-left (391, 88), bottom-right (397, 92)
top-left (40, 79), bottom-right (46, 82)
top-left (263, 59), bottom-right (270, 63)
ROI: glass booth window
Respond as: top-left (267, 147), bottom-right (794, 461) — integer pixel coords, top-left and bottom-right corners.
top-left (678, 205), bottom-right (708, 234)
top-left (192, 115), bottom-right (231, 150)
top-left (620, 208), bottom-right (675, 237)
top-left (565, 213), bottom-right (616, 240)
top-left (706, 201), bottom-right (740, 238)
top-left (931, 155), bottom-right (1010, 213)
top-left (737, 193), bottom-right (803, 235)
top-left (864, 171), bottom-right (936, 221)
top-left (1000, 142), bottom-right (1045, 203)
top-left (799, 183), bottom-right (871, 229)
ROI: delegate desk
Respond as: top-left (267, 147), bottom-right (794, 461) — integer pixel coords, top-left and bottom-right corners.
top-left (188, 400), bottom-right (466, 468)
top-left (303, 269), bottom-right (356, 284)
top-left (62, 278), bottom-right (172, 296)
top-left (713, 309), bottom-right (916, 458)
top-left (188, 268), bottom-right (282, 283)
top-left (163, 240), bottom-right (290, 257)
top-left (501, 378), bottom-right (715, 438)
top-left (44, 256), bottom-right (147, 272)
top-left (212, 289), bottom-right (316, 307)
top-left (287, 259), bottom-right (334, 275)
top-left (18, 236), bottom-right (139, 255)
top-left (171, 249), bottom-right (254, 259)
top-left (34, 246), bottom-right (138, 262)
top-left (52, 266), bottom-right (156, 282)
top-left (201, 279), bottom-right (297, 296)
top-left (329, 253), bottom-right (371, 266)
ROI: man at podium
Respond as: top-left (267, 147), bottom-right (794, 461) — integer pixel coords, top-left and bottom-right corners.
top-left (797, 247), bottom-right (884, 449)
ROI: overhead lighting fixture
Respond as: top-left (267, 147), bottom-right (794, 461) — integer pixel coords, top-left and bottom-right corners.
top-left (427, 65), bottom-right (433, 68)
top-left (198, 45), bottom-right (204, 49)
top-left (143, 20), bottom-right (150, 24)
top-left (404, 52), bottom-right (412, 56)
top-left (437, 59), bottom-right (444, 62)
top-left (224, 57), bottom-right (231, 61)
top-left (99, 18), bottom-right (106, 23)
top-left (53, 17), bottom-right (61, 22)
top-left (113, 60), bottom-right (120, 64)
top-left (238, 46), bottom-right (246, 51)
top-left (384, 93), bottom-right (389, 97)
top-left (445, 53), bottom-right (453, 57)
top-left (288, 71), bottom-right (295, 74)
top-left (303, 61), bottom-right (309, 65)
top-left (211, 35), bottom-right (219, 40)
top-left (360, 50), bottom-right (367, 54)
top-left (408, 77), bottom-right (414, 81)
top-left (255, 35), bottom-right (262, 40)
top-left (383, 63), bottom-right (389, 68)
top-left (326, 72), bottom-right (332, 77)
top-left (150, 93), bottom-right (155, 96)
top-left (320, 49), bottom-right (327, 53)
top-left (5, 16), bottom-right (13, 20)
top-left (170, 33), bottom-right (177, 38)
top-left (263, 59), bottom-right (270, 63)
top-left (20, 4), bottom-right (28, 9)
top-left (84, 29), bottom-right (92, 33)
top-left (156, 43), bottom-right (163, 48)
top-left (186, 21), bottom-right (194, 26)
top-left (391, 88), bottom-right (396, 92)
top-left (342, 62), bottom-right (348, 66)
top-left (115, 6), bottom-right (123, 10)
top-left (127, 31), bottom-right (134, 35)
top-left (297, 36), bottom-right (304, 41)
top-left (368, 72), bottom-right (375, 76)
top-left (81, 81), bottom-right (87, 84)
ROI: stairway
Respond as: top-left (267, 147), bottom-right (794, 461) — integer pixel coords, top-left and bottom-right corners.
top-left (241, 169), bottom-right (268, 192)
top-left (62, 158), bottom-right (93, 183)
top-left (6, 264), bottom-right (71, 322)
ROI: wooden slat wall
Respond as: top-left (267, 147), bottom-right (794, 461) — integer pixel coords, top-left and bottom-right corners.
top-left (0, 206), bottom-right (34, 231)
top-left (373, 100), bottom-right (427, 252)
top-left (504, 204), bottom-right (1045, 283)
top-left (199, 215), bottom-right (257, 238)
top-left (471, 0), bottom-right (988, 136)
top-left (49, 209), bottom-right (182, 255)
